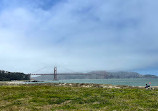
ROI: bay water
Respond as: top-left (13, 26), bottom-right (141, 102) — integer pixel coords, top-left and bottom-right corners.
top-left (41, 78), bottom-right (158, 86)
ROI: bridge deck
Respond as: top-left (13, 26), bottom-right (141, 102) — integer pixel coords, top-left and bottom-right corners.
top-left (29, 74), bottom-right (102, 75)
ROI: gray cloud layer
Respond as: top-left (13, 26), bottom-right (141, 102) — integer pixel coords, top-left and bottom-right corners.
top-left (0, 0), bottom-right (158, 74)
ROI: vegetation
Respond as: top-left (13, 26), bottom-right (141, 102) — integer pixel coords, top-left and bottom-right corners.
top-left (0, 84), bottom-right (158, 111)
top-left (0, 70), bottom-right (30, 81)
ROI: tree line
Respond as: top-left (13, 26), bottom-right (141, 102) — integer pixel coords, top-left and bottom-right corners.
top-left (0, 70), bottom-right (30, 81)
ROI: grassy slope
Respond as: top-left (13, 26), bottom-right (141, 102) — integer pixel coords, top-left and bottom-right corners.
top-left (0, 85), bottom-right (158, 111)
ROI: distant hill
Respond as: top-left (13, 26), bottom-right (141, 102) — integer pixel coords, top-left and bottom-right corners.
top-left (142, 74), bottom-right (158, 78)
top-left (0, 70), bottom-right (30, 81)
top-left (32, 71), bottom-right (158, 81)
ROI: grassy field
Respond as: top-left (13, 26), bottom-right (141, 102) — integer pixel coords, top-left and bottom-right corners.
top-left (0, 84), bottom-right (158, 111)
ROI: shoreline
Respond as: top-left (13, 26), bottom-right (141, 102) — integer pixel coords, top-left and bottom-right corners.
top-left (0, 81), bottom-right (158, 89)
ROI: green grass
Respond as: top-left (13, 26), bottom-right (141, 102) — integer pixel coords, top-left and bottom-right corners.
top-left (0, 85), bottom-right (158, 111)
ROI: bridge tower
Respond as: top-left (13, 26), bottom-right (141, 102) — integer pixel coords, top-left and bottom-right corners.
top-left (54, 66), bottom-right (57, 80)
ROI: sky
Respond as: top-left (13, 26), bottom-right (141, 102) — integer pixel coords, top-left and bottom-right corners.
top-left (0, 0), bottom-right (158, 75)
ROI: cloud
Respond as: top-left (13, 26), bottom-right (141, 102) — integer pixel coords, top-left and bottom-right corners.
top-left (0, 0), bottom-right (158, 74)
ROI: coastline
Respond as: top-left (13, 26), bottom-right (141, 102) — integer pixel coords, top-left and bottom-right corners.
top-left (0, 81), bottom-right (158, 89)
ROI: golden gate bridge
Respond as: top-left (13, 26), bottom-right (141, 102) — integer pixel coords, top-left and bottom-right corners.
top-left (28, 66), bottom-right (100, 80)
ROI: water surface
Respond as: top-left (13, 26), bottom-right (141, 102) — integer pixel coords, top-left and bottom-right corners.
top-left (34, 78), bottom-right (158, 86)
